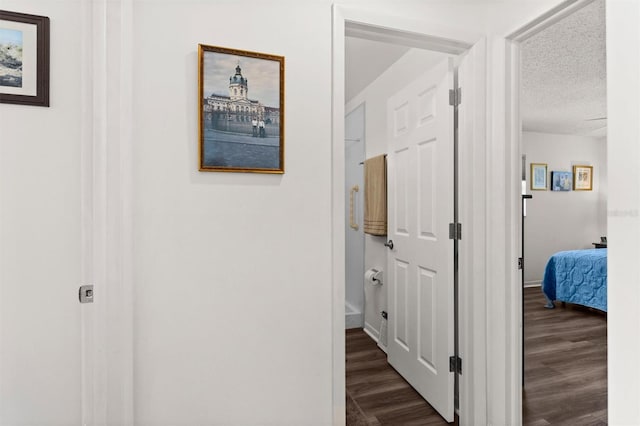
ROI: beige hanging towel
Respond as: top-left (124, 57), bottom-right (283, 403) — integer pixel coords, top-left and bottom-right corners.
top-left (364, 154), bottom-right (387, 236)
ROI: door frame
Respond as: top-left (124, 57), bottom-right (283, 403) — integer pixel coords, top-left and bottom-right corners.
top-left (331, 6), bottom-right (487, 424)
top-left (80, 0), bottom-right (134, 423)
top-left (504, 1), bottom-right (636, 425)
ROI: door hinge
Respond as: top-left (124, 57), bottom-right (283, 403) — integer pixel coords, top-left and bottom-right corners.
top-left (449, 355), bottom-right (462, 374)
top-left (449, 223), bottom-right (462, 240)
top-left (449, 88), bottom-right (462, 107)
top-left (518, 257), bottom-right (524, 270)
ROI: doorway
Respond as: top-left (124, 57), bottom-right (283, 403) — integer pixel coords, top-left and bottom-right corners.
top-left (344, 36), bottom-right (455, 423)
top-left (508, 0), bottom-right (609, 423)
top-left (333, 7), bottom-right (488, 424)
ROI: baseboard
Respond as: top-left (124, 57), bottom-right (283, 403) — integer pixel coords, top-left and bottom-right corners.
top-left (345, 310), bottom-right (364, 329)
top-left (524, 280), bottom-right (542, 288)
top-left (363, 321), bottom-right (379, 342)
top-left (364, 321), bottom-right (388, 354)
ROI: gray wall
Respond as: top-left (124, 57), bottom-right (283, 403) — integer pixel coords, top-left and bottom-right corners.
top-left (523, 131), bottom-right (607, 284)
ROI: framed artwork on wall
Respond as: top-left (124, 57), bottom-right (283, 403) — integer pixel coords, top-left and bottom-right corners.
top-left (573, 165), bottom-right (593, 190)
top-left (0, 10), bottom-right (49, 107)
top-left (198, 44), bottom-right (285, 173)
top-left (530, 163), bottom-right (547, 190)
top-left (551, 171), bottom-right (572, 191)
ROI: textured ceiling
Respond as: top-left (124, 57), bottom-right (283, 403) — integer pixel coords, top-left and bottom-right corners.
top-left (521, 0), bottom-right (606, 137)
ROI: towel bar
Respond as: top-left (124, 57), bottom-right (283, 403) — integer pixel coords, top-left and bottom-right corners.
top-left (349, 185), bottom-right (359, 230)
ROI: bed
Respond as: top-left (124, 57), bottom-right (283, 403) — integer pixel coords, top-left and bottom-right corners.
top-left (541, 248), bottom-right (607, 312)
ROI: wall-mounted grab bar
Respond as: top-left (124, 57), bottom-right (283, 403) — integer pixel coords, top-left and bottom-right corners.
top-left (349, 185), bottom-right (359, 231)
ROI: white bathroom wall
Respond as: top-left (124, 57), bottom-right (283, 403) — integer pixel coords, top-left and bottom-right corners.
top-left (0, 1), bottom-right (83, 424)
top-left (344, 103), bottom-right (365, 328)
top-left (523, 131), bottom-right (607, 284)
top-left (345, 47), bottom-right (450, 340)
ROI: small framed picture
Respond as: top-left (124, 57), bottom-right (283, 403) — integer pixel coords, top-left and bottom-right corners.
top-left (551, 171), bottom-right (572, 191)
top-left (573, 165), bottom-right (593, 191)
top-left (0, 10), bottom-right (49, 107)
top-left (199, 44), bottom-right (284, 173)
top-left (530, 163), bottom-right (547, 190)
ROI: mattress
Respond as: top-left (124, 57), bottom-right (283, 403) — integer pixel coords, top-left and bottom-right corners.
top-left (541, 248), bottom-right (607, 312)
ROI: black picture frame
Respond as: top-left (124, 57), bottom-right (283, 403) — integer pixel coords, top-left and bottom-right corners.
top-left (0, 10), bottom-right (50, 107)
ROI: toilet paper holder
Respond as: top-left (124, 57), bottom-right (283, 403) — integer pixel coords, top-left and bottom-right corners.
top-left (365, 268), bottom-right (383, 285)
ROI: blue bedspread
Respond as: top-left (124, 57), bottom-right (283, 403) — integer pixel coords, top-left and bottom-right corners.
top-left (542, 249), bottom-right (607, 312)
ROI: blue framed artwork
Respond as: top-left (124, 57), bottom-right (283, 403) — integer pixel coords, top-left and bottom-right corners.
top-left (551, 171), bottom-right (572, 191)
top-left (530, 163), bottom-right (547, 190)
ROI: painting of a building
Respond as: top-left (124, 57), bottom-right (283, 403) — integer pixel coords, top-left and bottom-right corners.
top-left (199, 46), bottom-right (284, 172)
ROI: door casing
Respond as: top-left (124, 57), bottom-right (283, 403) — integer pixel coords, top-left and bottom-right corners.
top-left (80, 0), bottom-right (134, 424)
top-left (332, 6), bottom-right (487, 425)
top-left (504, 0), bottom-right (608, 424)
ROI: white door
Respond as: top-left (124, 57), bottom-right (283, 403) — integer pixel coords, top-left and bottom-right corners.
top-left (0, 102), bottom-right (84, 423)
top-left (386, 58), bottom-right (455, 422)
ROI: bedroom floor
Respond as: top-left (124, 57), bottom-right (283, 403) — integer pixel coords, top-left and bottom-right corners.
top-left (523, 286), bottom-right (607, 425)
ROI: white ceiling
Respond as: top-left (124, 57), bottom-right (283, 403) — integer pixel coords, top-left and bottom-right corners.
top-left (521, 0), bottom-right (606, 137)
top-left (345, 37), bottom-right (409, 102)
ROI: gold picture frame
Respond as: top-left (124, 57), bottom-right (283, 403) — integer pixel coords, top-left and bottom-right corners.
top-left (198, 44), bottom-right (284, 173)
top-left (573, 165), bottom-right (593, 191)
top-left (530, 163), bottom-right (548, 190)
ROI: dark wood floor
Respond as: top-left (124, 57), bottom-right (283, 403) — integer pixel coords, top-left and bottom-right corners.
top-left (346, 329), bottom-right (448, 425)
top-left (523, 286), bottom-right (607, 425)
top-left (345, 287), bottom-right (607, 425)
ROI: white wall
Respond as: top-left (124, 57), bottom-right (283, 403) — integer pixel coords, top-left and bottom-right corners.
top-left (132, 1), bottom-right (334, 424)
top-left (606, 1), bottom-right (640, 424)
top-left (523, 132), bottom-right (607, 284)
top-left (345, 48), bottom-right (450, 340)
top-left (344, 103), bottom-right (365, 326)
top-left (2, 1), bottom-right (639, 425)
top-left (0, 1), bottom-right (83, 424)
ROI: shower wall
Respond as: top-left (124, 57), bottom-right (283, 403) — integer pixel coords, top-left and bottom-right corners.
top-left (345, 104), bottom-right (365, 328)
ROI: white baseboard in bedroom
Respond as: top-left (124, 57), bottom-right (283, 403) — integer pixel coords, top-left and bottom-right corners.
top-left (524, 280), bottom-right (542, 288)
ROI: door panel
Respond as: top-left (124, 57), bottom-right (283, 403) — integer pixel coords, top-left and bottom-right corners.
top-left (387, 58), bottom-right (454, 422)
top-left (418, 139), bottom-right (437, 237)
top-left (0, 7), bottom-right (89, 424)
top-left (394, 259), bottom-right (410, 350)
top-left (0, 79), bottom-right (82, 426)
top-left (418, 267), bottom-right (436, 370)
top-left (394, 148), bottom-right (410, 235)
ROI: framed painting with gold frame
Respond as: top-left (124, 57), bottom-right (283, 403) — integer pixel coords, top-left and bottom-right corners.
top-left (573, 165), bottom-right (593, 191)
top-left (198, 44), bottom-right (284, 173)
top-left (530, 163), bottom-right (547, 190)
